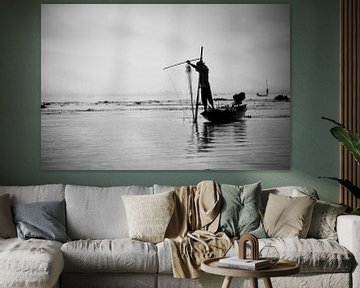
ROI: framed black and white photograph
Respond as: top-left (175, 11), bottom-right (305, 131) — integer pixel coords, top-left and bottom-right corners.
top-left (41, 4), bottom-right (290, 170)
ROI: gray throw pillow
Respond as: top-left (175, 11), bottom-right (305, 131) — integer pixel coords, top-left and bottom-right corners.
top-left (12, 200), bottom-right (70, 243)
top-left (218, 182), bottom-right (266, 238)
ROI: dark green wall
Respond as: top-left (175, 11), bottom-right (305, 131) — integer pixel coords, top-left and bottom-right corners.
top-left (0, 0), bottom-right (340, 202)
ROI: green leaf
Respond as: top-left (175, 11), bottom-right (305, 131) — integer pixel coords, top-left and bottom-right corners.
top-left (351, 208), bottom-right (360, 215)
top-left (319, 177), bottom-right (360, 198)
top-left (330, 127), bottom-right (360, 165)
top-left (322, 117), bottom-right (360, 165)
top-left (322, 117), bottom-right (344, 127)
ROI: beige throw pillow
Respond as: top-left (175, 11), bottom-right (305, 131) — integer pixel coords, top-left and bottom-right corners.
top-left (263, 193), bottom-right (316, 238)
top-left (122, 191), bottom-right (175, 243)
top-left (0, 194), bottom-right (17, 238)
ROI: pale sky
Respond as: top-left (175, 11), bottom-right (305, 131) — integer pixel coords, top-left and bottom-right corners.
top-left (41, 4), bottom-right (290, 102)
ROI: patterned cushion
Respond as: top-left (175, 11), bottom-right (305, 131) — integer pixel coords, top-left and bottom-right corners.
top-left (307, 200), bottom-right (347, 240)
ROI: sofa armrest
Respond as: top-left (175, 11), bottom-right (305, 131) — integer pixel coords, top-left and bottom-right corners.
top-left (337, 215), bottom-right (360, 288)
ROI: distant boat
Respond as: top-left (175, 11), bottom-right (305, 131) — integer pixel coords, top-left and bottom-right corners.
top-left (274, 94), bottom-right (290, 102)
top-left (201, 103), bottom-right (247, 124)
top-left (256, 91), bottom-right (268, 97)
top-left (257, 79), bottom-right (269, 97)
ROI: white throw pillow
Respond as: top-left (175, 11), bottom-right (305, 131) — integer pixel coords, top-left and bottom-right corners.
top-left (122, 191), bottom-right (175, 243)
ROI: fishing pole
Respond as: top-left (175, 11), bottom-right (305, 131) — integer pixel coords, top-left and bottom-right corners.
top-left (162, 58), bottom-right (200, 70)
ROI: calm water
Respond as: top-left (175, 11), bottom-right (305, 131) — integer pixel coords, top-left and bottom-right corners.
top-left (41, 97), bottom-right (290, 170)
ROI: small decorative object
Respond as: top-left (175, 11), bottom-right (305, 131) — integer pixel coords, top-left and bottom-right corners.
top-left (238, 234), bottom-right (279, 266)
top-left (259, 245), bottom-right (280, 265)
top-left (238, 234), bottom-right (259, 260)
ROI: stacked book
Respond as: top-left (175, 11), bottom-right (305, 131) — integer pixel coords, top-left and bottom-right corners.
top-left (218, 257), bottom-right (271, 270)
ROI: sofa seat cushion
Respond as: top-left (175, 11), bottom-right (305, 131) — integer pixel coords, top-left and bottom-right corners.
top-left (261, 238), bottom-right (353, 272)
top-left (156, 240), bottom-right (173, 274)
top-left (227, 238), bottom-right (354, 273)
top-left (157, 238), bottom-right (354, 274)
top-left (0, 238), bottom-right (64, 288)
top-left (62, 239), bottom-right (158, 273)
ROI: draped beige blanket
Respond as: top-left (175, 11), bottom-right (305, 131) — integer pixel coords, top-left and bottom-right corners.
top-left (165, 181), bottom-right (231, 279)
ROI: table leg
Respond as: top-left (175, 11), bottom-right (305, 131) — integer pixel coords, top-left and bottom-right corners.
top-left (251, 278), bottom-right (258, 288)
top-left (221, 276), bottom-right (233, 288)
top-left (263, 277), bottom-right (273, 288)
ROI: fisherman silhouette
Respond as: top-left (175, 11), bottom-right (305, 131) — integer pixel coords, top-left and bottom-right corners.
top-left (186, 60), bottom-right (215, 111)
top-left (232, 92), bottom-right (245, 107)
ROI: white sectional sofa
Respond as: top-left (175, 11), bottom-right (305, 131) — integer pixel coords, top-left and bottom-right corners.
top-left (0, 183), bottom-right (359, 288)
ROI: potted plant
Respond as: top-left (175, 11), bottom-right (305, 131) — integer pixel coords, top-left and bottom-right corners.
top-left (320, 117), bottom-right (360, 215)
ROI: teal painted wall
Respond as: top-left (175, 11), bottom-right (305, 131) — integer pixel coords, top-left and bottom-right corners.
top-left (0, 0), bottom-right (340, 202)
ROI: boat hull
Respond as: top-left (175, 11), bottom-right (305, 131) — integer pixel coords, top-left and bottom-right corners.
top-left (201, 104), bottom-right (247, 124)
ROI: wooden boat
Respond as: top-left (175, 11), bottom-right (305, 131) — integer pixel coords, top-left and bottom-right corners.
top-left (201, 104), bottom-right (247, 124)
top-left (164, 46), bottom-right (247, 124)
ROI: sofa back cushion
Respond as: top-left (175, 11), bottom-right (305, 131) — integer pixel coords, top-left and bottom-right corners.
top-left (65, 185), bottom-right (153, 239)
top-left (0, 184), bottom-right (65, 204)
top-left (261, 186), bottom-right (319, 213)
top-left (153, 184), bottom-right (175, 194)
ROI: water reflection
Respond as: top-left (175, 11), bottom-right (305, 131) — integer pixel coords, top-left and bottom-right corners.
top-left (188, 120), bottom-right (248, 155)
top-left (42, 104), bottom-right (289, 169)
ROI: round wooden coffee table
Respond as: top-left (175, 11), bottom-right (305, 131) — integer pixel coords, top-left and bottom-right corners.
top-left (201, 257), bottom-right (300, 288)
